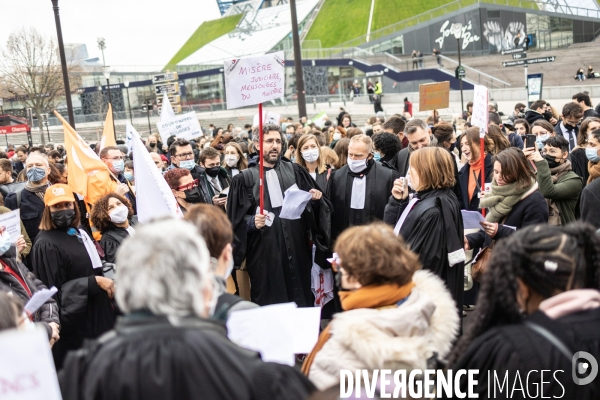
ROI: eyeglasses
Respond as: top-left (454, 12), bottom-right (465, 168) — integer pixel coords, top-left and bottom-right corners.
top-left (174, 152), bottom-right (194, 160)
top-left (176, 179), bottom-right (198, 191)
top-left (104, 156), bottom-right (123, 161)
top-left (263, 139), bottom-right (282, 145)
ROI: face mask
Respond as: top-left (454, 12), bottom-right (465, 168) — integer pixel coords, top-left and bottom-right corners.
top-left (205, 166), bottom-right (220, 178)
top-left (215, 144), bottom-right (224, 151)
top-left (301, 149), bottom-right (319, 163)
top-left (26, 167), bottom-right (46, 183)
top-left (544, 111), bottom-right (552, 121)
top-left (0, 231), bottom-right (11, 256)
top-left (184, 187), bottom-right (202, 203)
top-left (449, 142), bottom-right (457, 152)
top-left (290, 155), bottom-right (296, 163)
top-left (179, 160), bottom-right (195, 170)
top-left (112, 159), bottom-right (124, 173)
top-left (538, 134), bottom-right (550, 143)
top-left (544, 154), bottom-right (562, 169)
top-left (564, 123), bottom-right (577, 131)
top-left (286, 133), bottom-right (293, 140)
top-left (333, 132), bottom-right (341, 141)
top-left (373, 152), bottom-right (381, 162)
top-left (347, 158), bottom-right (367, 173)
top-left (109, 205), bottom-right (129, 224)
top-left (225, 155), bottom-right (239, 167)
top-left (149, 142), bottom-right (157, 148)
top-left (123, 172), bottom-right (134, 182)
top-left (51, 209), bottom-right (75, 230)
top-left (586, 147), bottom-right (600, 162)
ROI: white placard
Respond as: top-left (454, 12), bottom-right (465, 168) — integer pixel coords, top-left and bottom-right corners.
top-left (0, 209), bottom-right (21, 243)
top-left (224, 51), bottom-right (285, 110)
top-left (24, 287), bottom-right (58, 314)
top-left (253, 111), bottom-right (281, 127)
top-left (156, 111), bottom-right (203, 143)
top-left (0, 327), bottom-right (62, 400)
top-left (471, 85), bottom-right (489, 138)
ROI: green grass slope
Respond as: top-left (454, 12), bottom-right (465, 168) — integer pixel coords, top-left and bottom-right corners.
top-left (304, 0), bottom-right (371, 48)
top-left (165, 14), bottom-right (242, 70)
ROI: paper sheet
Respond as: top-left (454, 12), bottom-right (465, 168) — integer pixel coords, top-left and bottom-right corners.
top-left (24, 287), bottom-right (58, 314)
top-left (279, 184), bottom-right (312, 220)
top-left (461, 210), bottom-right (486, 230)
top-left (0, 209), bottom-right (21, 243)
top-left (227, 302), bottom-right (322, 366)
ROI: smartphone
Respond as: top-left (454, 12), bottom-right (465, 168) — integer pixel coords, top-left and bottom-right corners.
top-left (525, 134), bottom-right (537, 149)
top-left (218, 192), bottom-right (228, 198)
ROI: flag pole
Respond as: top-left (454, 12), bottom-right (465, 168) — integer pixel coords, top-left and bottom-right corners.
top-left (259, 103), bottom-right (264, 214)
top-left (480, 136), bottom-right (486, 217)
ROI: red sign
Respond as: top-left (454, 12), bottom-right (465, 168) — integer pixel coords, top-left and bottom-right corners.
top-left (0, 124), bottom-right (28, 134)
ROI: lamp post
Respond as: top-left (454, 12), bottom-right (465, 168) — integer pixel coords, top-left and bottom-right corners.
top-left (124, 80), bottom-right (133, 123)
top-left (145, 99), bottom-right (152, 135)
top-left (289, 0), bottom-right (307, 120)
top-left (102, 66), bottom-right (116, 140)
top-left (452, 23), bottom-right (464, 115)
top-left (0, 98), bottom-right (3, 114)
top-left (51, 0), bottom-right (76, 128)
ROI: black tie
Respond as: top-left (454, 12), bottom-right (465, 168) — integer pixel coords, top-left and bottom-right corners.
top-left (566, 127), bottom-right (576, 152)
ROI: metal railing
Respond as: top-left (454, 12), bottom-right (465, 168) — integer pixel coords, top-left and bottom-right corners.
top-left (438, 55), bottom-right (512, 88)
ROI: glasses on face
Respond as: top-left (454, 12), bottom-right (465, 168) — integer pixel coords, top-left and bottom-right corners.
top-left (175, 152), bottom-right (194, 160)
top-left (105, 156), bottom-right (123, 161)
top-left (263, 139), bottom-right (282, 145)
top-left (176, 179), bottom-right (198, 191)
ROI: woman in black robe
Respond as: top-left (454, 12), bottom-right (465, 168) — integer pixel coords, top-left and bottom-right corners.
top-left (90, 193), bottom-right (135, 264)
top-left (294, 134), bottom-right (332, 192)
top-left (384, 147), bottom-right (465, 315)
top-left (447, 223), bottom-right (600, 399)
top-left (32, 184), bottom-right (115, 369)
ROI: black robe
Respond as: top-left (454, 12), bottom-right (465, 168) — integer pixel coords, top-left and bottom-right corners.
top-left (328, 159), bottom-right (399, 244)
top-left (99, 226), bottom-right (130, 264)
top-left (384, 189), bottom-right (464, 314)
top-left (227, 159), bottom-right (331, 307)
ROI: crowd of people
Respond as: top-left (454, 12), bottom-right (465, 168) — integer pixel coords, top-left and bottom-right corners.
top-left (1, 91), bottom-right (600, 399)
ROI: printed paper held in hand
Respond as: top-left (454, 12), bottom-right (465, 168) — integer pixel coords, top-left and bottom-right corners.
top-left (279, 184), bottom-right (312, 220)
top-left (227, 303), bottom-right (321, 366)
top-left (24, 286), bottom-right (58, 314)
top-left (461, 210), bottom-right (486, 230)
top-left (0, 209), bottom-right (21, 243)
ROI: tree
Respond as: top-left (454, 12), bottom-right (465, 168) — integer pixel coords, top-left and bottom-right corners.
top-left (0, 27), bottom-right (81, 145)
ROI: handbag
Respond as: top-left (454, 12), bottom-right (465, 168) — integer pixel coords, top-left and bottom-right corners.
top-left (471, 241), bottom-right (494, 282)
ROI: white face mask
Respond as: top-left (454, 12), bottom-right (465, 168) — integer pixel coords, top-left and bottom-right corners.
top-left (333, 132), bottom-right (341, 141)
top-left (225, 155), bottom-right (239, 167)
top-left (301, 149), bottom-right (319, 163)
top-left (109, 205), bottom-right (129, 224)
top-left (347, 158), bottom-right (368, 173)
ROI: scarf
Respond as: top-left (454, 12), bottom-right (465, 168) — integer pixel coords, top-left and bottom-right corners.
top-left (539, 289), bottom-right (600, 319)
top-left (479, 178), bottom-right (538, 223)
top-left (546, 161), bottom-right (572, 226)
top-left (25, 182), bottom-right (49, 201)
top-left (588, 161), bottom-right (600, 184)
top-left (301, 282), bottom-right (415, 376)
top-left (549, 160), bottom-right (572, 184)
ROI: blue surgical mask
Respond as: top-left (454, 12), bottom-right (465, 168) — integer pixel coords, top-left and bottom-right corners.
top-left (112, 159), bottom-right (124, 173)
top-left (373, 152), bottom-right (381, 162)
top-left (26, 167), bottom-right (46, 183)
top-left (179, 160), bottom-right (196, 170)
top-left (0, 232), bottom-right (11, 256)
top-left (124, 172), bottom-right (134, 182)
top-left (586, 147), bottom-right (600, 162)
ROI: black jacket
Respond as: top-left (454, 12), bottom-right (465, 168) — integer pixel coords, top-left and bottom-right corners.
top-left (580, 177), bottom-right (600, 229)
top-left (458, 153), bottom-right (494, 211)
top-left (525, 110), bottom-right (545, 125)
top-left (0, 181), bottom-right (26, 199)
top-left (5, 188), bottom-right (45, 244)
top-left (570, 147), bottom-right (589, 186)
top-left (393, 147), bottom-right (411, 176)
top-left (0, 247), bottom-right (59, 339)
top-left (59, 313), bottom-right (315, 400)
top-left (467, 190), bottom-right (548, 249)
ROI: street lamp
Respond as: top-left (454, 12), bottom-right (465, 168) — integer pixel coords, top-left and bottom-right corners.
top-left (123, 80), bottom-right (133, 123)
top-left (452, 23), bottom-right (464, 116)
top-left (289, 0), bottom-right (307, 120)
top-left (0, 98), bottom-right (3, 114)
top-left (102, 66), bottom-right (116, 140)
top-left (145, 99), bottom-right (152, 135)
top-left (51, 0), bottom-right (76, 128)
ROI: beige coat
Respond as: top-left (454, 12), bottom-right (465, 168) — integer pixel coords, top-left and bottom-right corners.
top-left (309, 270), bottom-right (460, 390)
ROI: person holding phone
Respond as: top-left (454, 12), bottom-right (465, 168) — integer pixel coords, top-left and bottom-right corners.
top-left (198, 147), bottom-right (231, 209)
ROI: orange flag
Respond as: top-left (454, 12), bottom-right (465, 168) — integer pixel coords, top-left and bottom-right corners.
top-left (53, 110), bottom-right (117, 205)
top-left (98, 104), bottom-right (116, 152)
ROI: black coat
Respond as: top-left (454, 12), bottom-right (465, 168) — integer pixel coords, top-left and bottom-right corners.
top-left (580, 177), bottom-right (600, 229)
top-left (458, 153), bottom-right (494, 211)
top-left (525, 110), bottom-right (545, 125)
top-left (393, 147), bottom-right (411, 176)
top-left (466, 190), bottom-right (549, 249)
top-left (99, 227), bottom-right (130, 264)
top-left (5, 188), bottom-right (45, 244)
top-left (452, 308), bottom-right (600, 399)
top-left (570, 147), bottom-right (589, 186)
top-left (0, 181), bottom-right (26, 199)
top-left (59, 313), bottom-right (315, 400)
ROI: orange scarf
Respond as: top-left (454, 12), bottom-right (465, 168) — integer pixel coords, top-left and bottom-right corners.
top-left (588, 161), bottom-right (600, 184)
top-left (301, 282), bottom-right (415, 376)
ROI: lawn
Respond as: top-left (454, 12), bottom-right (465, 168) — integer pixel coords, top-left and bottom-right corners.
top-left (164, 14), bottom-right (242, 70)
top-left (304, 0), bottom-right (371, 48)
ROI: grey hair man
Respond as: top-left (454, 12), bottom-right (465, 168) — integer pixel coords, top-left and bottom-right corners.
top-left (394, 118), bottom-right (433, 175)
top-left (59, 218), bottom-right (316, 400)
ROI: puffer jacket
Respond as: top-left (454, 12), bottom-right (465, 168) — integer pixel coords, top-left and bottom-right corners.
top-left (0, 249), bottom-right (60, 339)
top-left (308, 270), bottom-right (460, 390)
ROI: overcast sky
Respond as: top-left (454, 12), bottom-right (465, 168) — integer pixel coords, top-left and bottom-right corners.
top-left (0, 0), bottom-right (222, 70)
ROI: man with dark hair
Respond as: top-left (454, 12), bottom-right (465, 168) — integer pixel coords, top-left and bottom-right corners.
top-left (383, 116), bottom-right (408, 149)
top-left (525, 100), bottom-right (547, 125)
top-left (554, 102), bottom-right (584, 152)
top-left (13, 146), bottom-right (27, 175)
top-left (198, 147), bottom-right (230, 209)
top-left (572, 92), bottom-right (599, 119)
top-left (0, 159), bottom-right (25, 198)
top-left (462, 101), bottom-right (473, 121)
top-left (285, 124), bottom-right (296, 139)
top-left (227, 124), bottom-right (331, 307)
top-left (285, 133), bottom-right (302, 162)
top-left (372, 132), bottom-right (401, 167)
top-left (509, 102), bottom-right (527, 123)
top-left (489, 112), bottom-right (523, 149)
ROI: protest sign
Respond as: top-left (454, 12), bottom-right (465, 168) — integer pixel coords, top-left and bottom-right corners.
top-left (224, 51), bottom-right (285, 110)
top-left (0, 209), bottom-right (21, 243)
top-left (419, 81), bottom-right (450, 112)
top-left (471, 85), bottom-right (489, 138)
top-left (253, 111), bottom-right (281, 127)
top-left (156, 112), bottom-right (203, 143)
top-left (312, 112), bottom-right (328, 128)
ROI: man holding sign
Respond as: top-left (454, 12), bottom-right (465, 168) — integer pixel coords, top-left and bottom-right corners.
top-left (227, 124), bottom-right (332, 307)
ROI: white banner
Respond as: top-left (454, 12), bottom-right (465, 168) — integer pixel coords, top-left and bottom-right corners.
top-left (156, 112), bottom-right (203, 143)
top-left (253, 111), bottom-right (281, 127)
top-left (224, 51), bottom-right (285, 110)
top-left (471, 85), bottom-right (489, 138)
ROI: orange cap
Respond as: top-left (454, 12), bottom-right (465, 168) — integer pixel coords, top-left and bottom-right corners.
top-left (44, 184), bottom-right (75, 206)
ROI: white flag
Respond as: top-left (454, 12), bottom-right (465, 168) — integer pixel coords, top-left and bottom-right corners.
top-left (160, 92), bottom-right (176, 123)
top-left (129, 122), bottom-right (182, 223)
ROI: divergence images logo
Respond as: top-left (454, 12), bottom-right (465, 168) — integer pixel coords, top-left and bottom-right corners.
top-left (572, 351), bottom-right (598, 386)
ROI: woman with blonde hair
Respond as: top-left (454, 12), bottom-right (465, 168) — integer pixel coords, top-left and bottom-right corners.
top-left (295, 134), bottom-right (331, 191)
top-left (222, 142), bottom-right (248, 179)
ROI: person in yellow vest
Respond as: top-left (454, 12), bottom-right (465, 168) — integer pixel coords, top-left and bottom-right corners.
top-left (374, 81), bottom-right (383, 95)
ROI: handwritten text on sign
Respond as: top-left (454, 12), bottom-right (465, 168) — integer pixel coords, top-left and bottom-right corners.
top-left (156, 111), bottom-right (203, 142)
top-left (419, 81), bottom-right (450, 112)
top-left (225, 51), bottom-right (285, 110)
top-left (471, 85), bottom-right (489, 138)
